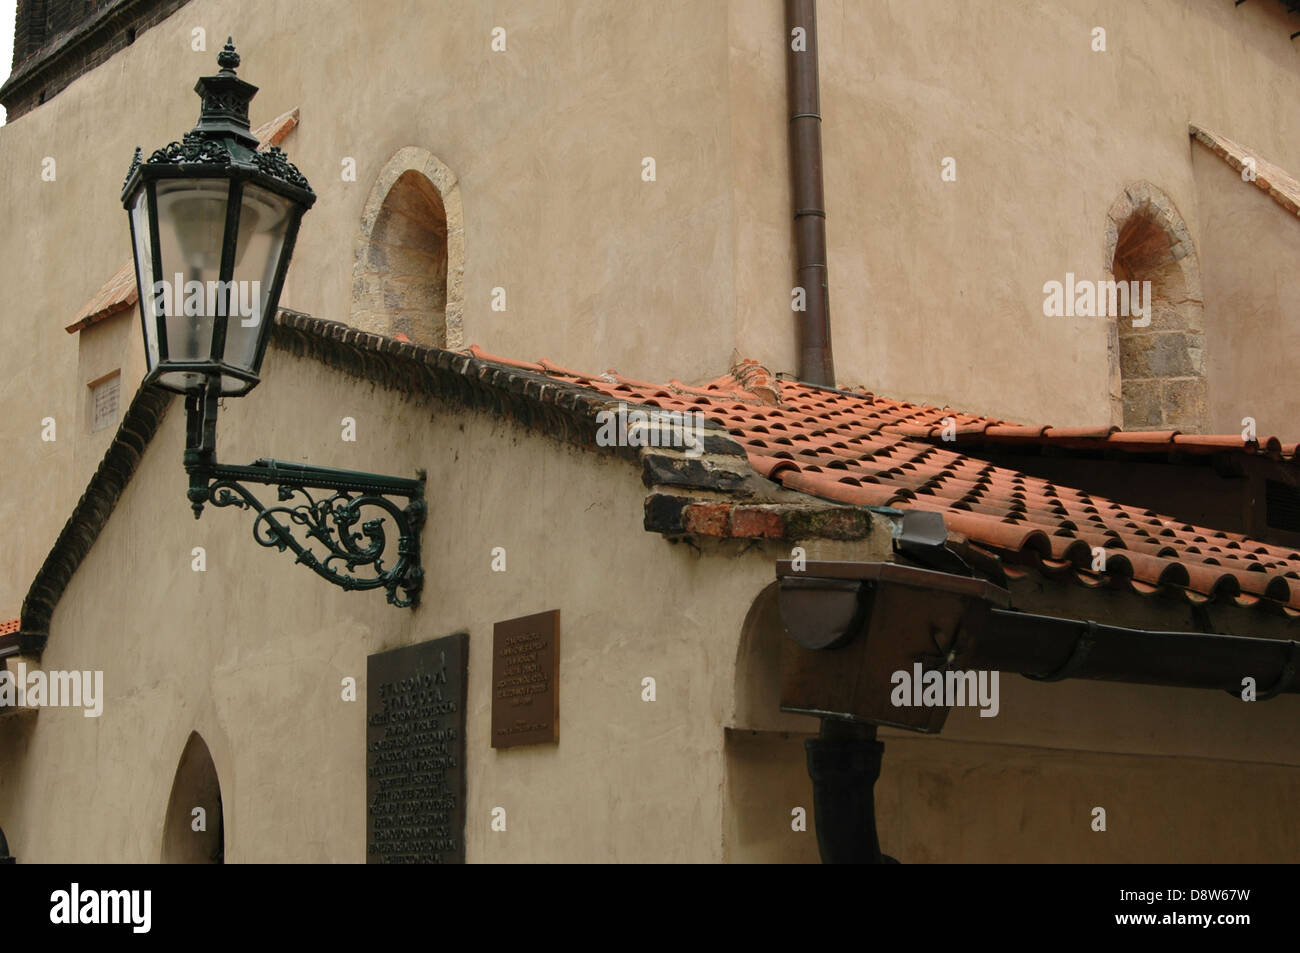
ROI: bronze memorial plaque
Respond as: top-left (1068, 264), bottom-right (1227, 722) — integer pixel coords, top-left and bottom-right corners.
top-left (366, 632), bottom-right (467, 864)
top-left (491, 609), bottom-right (560, 748)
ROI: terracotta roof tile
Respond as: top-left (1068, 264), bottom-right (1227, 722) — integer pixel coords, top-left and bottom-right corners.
top-left (250, 107), bottom-right (300, 150)
top-left (65, 260), bottom-right (138, 333)
top-left (909, 414), bottom-right (1300, 463)
top-left (464, 352), bottom-right (1300, 617)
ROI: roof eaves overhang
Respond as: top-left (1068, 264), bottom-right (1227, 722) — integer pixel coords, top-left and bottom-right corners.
top-left (776, 559), bottom-right (1298, 733)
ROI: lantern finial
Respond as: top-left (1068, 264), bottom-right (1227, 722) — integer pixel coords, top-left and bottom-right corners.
top-left (217, 37), bottom-right (240, 72)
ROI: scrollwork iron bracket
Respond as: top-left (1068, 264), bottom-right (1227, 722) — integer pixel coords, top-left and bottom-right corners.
top-left (182, 382), bottom-right (424, 608)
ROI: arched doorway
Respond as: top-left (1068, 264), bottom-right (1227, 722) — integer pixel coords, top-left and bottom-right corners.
top-left (161, 732), bottom-right (224, 864)
top-left (723, 582), bottom-right (822, 863)
top-left (351, 147), bottom-right (465, 348)
top-left (1103, 182), bottom-right (1207, 431)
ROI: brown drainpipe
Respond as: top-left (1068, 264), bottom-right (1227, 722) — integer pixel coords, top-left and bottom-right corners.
top-left (786, 0), bottom-right (836, 387)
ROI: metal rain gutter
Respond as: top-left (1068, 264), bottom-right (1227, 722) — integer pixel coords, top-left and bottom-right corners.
top-left (776, 561), bottom-right (1299, 728)
top-left (774, 558), bottom-right (1298, 863)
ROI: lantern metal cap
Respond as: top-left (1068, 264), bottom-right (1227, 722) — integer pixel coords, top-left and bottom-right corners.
top-left (121, 39), bottom-right (314, 206)
top-left (191, 37), bottom-right (260, 149)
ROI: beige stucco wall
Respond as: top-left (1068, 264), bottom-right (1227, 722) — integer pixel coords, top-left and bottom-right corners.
top-left (1192, 143), bottom-right (1300, 435)
top-left (725, 729), bottom-right (1300, 863)
top-left (727, 0), bottom-right (1300, 427)
top-left (1, 347), bottom-right (892, 862)
top-left (7, 0), bottom-right (1300, 612)
top-left (2, 339), bottom-right (1297, 863)
top-left (0, 0), bottom-right (744, 614)
top-left (5, 0), bottom-right (1300, 863)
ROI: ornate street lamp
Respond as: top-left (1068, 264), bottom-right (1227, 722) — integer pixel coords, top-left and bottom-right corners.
top-left (122, 40), bottom-right (424, 608)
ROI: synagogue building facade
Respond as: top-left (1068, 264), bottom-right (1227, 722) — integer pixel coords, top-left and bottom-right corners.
top-left (2, 0), bottom-right (1299, 863)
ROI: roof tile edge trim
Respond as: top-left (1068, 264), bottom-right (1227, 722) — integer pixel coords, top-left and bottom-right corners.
top-left (1190, 123), bottom-right (1300, 219)
top-left (271, 310), bottom-right (656, 460)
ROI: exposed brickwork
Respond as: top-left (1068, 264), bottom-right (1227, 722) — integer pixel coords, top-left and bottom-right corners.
top-left (2, 0), bottom-right (193, 122)
top-left (645, 494), bottom-right (872, 541)
top-left (681, 502), bottom-right (732, 537)
top-left (730, 506), bottom-right (785, 538)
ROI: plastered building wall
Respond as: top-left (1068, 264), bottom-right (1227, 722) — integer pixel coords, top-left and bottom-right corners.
top-left (725, 729), bottom-right (1300, 863)
top-left (1192, 143), bottom-right (1300, 434)
top-left (0, 352), bottom-right (848, 862)
top-left (6, 0), bottom-right (1300, 614)
top-left (2, 335), bottom-right (1296, 863)
top-left (5, 0), bottom-right (1300, 863)
top-left (727, 0), bottom-right (1300, 425)
top-left (0, 0), bottom-right (743, 613)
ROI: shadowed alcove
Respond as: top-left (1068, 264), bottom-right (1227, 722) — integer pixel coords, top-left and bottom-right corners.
top-left (161, 732), bottom-right (224, 864)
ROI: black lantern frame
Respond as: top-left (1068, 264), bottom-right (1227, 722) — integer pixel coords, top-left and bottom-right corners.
top-left (121, 40), bottom-right (425, 609)
top-left (121, 38), bottom-right (315, 398)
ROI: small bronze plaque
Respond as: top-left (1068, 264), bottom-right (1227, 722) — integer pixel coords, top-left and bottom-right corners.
top-left (366, 632), bottom-right (467, 864)
top-left (491, 609), bottom-right (559, 748)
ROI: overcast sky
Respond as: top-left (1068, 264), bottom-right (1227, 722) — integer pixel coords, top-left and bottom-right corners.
top-left (0, 0), bottom-right (15, 125)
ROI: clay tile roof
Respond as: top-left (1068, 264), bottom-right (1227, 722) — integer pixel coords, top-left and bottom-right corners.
top-left (251, 107), bottom-right (300, 150)
top-left (909, 415), bottom-right (1300, 463)
top-left (65, 261), bottom-right (138, 333)
top-left (1191, 123), bottom-right (1300, 218)
top-left (476, 351), bottom-right (1300, 617)
top-left (66, 107), bottom-right (302, 335)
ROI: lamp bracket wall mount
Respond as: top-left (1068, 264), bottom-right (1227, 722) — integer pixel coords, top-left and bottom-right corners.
top-left (182, 382), bottom-right (425, 609)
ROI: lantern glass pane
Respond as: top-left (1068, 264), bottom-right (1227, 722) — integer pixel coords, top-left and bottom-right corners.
top-left (221, 184), bottom-right (292, 383)
top-left (154, 178), bottom-right (229, 370)
top-left (129, 188), bottom-right (160, 370)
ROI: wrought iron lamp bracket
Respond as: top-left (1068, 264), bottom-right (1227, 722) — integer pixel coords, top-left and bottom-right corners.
top-left (182, 382), bottom-right (425, 609)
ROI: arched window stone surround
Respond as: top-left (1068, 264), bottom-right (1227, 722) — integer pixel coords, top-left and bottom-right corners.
top-left (351, 147), bottom-right (465, 349)
top-left (1102, 182), bottom-right (1207, 432)
top-left (161, 731), bottom-right (224, 863)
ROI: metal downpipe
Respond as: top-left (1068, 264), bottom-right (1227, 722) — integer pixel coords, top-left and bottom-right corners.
top-left (785, 0), bottom-right (836, 387)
